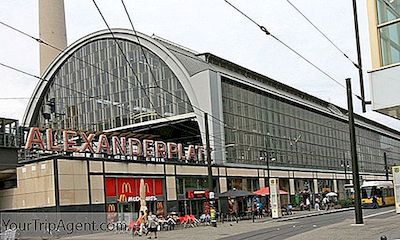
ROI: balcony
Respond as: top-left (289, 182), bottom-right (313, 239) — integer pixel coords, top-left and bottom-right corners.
top-left (369, 62), bottom-right (400, 119)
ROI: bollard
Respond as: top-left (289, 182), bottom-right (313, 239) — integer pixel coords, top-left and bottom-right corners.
top-left (380, 236), bottom-right (387, 240)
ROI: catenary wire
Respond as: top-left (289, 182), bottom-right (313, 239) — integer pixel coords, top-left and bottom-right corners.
top-left (285, 0), bottom-right (360, 69)
top-left (223, 0), bottom-right (364, 102)
top-left (0, 20), bottom-right (222, 131)
top-left (2, 13), bottom-right (343, 151)
top-left (0, 21), bottom-right (227, 145)
top-left (0, 60), bottom-right (226, 146)
top-left (0, 18), bottom-right (360, 158)
top-left (1, 18), bottom-right (328, 148)
top-left (91, 0), bottom-right (227, 144)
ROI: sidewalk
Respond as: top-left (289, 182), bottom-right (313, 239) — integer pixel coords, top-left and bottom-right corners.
top-left (63, 208), bottom-right (352, 240)
top-left (284, 210), bottom-right (400, 240)
top-left (277, 207), bottom-right (354, 222)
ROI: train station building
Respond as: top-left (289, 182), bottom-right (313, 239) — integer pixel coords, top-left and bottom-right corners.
top-left (0, 29), bottom-right (399, 220)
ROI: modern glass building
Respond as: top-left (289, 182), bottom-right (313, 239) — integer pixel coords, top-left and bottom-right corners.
top-left (367, 0), bottom-right (400, 118)
top-left (221, 76), bottom-right (400, 173)
top-left (1, 29), bottom-right (399, 214)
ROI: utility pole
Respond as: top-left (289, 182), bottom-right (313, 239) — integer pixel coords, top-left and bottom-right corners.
top-left (205, 113), bottom-right (213, 193)
top-left (352, 0), bottom-right (367, 112)
top-left (342, 152), bottom-right (348, 183)
top-left (205, 112), bottom-right (217, 227)
top-left (346, 78), bottom-right (363, 225)
top-left (384, 152), bottom-right (389, 181)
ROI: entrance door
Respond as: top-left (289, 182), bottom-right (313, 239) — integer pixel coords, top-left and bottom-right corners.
top-left (118, 202), bottom-right (133, 223)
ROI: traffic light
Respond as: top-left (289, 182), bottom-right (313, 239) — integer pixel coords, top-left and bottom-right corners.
top-left (48, 98), bottom-right (56, 113)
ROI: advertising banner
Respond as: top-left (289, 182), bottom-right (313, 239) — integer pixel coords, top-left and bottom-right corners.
top-left (269, 178), bottom-right (282, 219)
top-left (393, 166), bottom-right (400, 214)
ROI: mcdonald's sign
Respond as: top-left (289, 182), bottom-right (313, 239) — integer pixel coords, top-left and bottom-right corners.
top-left (108, 177), bottom-right (164, 201)
top-left (121, 182), bottom-right (132, 193)
top-left (118, 194), bottom-right (128, 203)
top-left (107, 204), bottom-right (116, 212)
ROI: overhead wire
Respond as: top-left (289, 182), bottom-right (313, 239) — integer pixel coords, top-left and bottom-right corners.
top-left (223, 0), bottom-right (364, 102)
top-left (0, 19), bottom-right (227, 145)
top-left (0, 60), bottom-right (213, 143)
top-left (0, 17), bottom-right (293, 148)
top-left (90, 0), bottom-right (227, 145)
top-left (0, 22), bottom-right (208, 141)
top-left (119, 0), bottom-right (233, 143)
top-left (285, 0), bottom-right (359, 69)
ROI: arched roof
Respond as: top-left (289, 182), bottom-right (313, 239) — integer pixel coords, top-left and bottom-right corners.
top-left (22, 29), bottom-right (204, 127)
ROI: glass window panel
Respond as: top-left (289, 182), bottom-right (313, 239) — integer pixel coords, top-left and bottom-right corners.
top-left (377, 0), bottom-right (400, 24)
top-left (380, 22), bottom-right (400, 65)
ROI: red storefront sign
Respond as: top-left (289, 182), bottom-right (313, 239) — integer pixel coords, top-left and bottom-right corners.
top-left (186, 190), bottom-right (209, 199)
top-left (106, 177), bottom-right (163, 202)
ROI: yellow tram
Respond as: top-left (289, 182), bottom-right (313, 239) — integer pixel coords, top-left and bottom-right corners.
top-left (361, 181), bottom-right (395, 208)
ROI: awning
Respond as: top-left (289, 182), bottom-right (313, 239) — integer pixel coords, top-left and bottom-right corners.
top-left (218, 189), bottom-right (255, 198)
top-left (253, 187), bottom-right (288, 196)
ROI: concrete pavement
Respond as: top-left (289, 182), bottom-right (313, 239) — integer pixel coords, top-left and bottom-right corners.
top-left (284, 209), bottom-right (399, 240)
top-left (62, 208), bottom-right (355, 240)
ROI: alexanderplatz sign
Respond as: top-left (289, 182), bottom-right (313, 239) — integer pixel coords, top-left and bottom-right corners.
top-left (24, 127), bottom-right (206, 162)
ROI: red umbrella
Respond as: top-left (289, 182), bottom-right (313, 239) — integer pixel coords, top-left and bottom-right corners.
top-left (253, 187), bottom-right (288, 196)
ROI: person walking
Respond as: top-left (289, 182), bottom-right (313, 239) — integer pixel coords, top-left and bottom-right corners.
top-left (146, 212), bottom-right (159, 239)
top-left (306, 198), bottom-right (311, 211)
top-left (135, 210), bottom-right (145, 236)
top-left (323, 196), bottom-right (329, 211)
top-left (372, 195), bottom-right (379, 209)
top-left (315, 197), bottom-right (320, 211)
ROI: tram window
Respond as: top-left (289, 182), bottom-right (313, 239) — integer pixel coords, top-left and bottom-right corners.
top-left (361, 187), bottom-right (372, 198)
top-left (376, 188), bottom-right (382, 197)
top-left (382, 188), bottom-right (388, 197)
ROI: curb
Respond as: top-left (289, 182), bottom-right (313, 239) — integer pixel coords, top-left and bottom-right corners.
top-left (275, 207), bottom-right (354, 222)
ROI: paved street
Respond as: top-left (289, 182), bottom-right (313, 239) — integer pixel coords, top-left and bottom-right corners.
top-left (222, 207), bottom-right (396, 240)
top-left (62, 207), bottom-right (397, 240)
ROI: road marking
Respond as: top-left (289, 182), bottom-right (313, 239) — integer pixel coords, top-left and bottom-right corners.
top-left (364, 209), bottom-right (395, 219)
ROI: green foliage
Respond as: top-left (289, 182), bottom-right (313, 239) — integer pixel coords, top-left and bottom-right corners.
top-left (337, 198), bottom-right (353, 207)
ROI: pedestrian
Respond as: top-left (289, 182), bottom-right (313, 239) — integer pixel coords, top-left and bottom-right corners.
top-left (372, 195), bottom-right (379, 209)
top-left (210, 207), bottom-right (217, 227)
top-left (315, 197), bottom-right (320, 211)
top-left (323, 196), bottom-right (329, 211)
top-left (306, 198), bottom-right (311, 211)
top-left (146, 212), bottom-right (159, 239)
top-left (253, 201), bottom-right (258, 219)
top-left (258, 201), bottom-right (264, 218)
top-left (137, 210), bottom-right (145, 236)
top-left (287, 204), bottom-right (293, 215)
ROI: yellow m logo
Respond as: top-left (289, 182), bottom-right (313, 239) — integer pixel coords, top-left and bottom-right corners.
top-left (122, 182), bottom-right (132, 193)
top-left (108, 204), bottom-right (115, 212)
top-left (118, 194), bottom-right (127, 202)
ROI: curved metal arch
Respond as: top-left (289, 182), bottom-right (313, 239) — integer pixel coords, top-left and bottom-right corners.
top-left (22, 29), bottom-right (201, 128)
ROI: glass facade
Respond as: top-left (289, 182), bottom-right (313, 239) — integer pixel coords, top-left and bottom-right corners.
top-left (221, 77), bottom-right (400, 173)
top-left (377, 0), bottom-right (400, 24)
top-left (35, 38), bottom-right (193, 131)
top-left (0, 118), bottom-right (19, 148)
top-left (377, 0), bottom-right (400, 66)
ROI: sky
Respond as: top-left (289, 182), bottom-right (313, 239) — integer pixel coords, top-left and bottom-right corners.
top-left (0, 0), bottom-right (399, 131)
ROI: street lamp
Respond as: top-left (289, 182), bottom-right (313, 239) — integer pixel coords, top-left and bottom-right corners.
top-left (341, 160), bottom-right (350, 183)
top-left (341, 152), bottom-right (350, 183)
top-left (259, 151), bottom-right (276, 186)
top-left (260, 150), bottom-right (275, 213)
top-left (384, 152), bottom-right (389, 181)
top-left (289, 134), bottom-right (302, 165)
